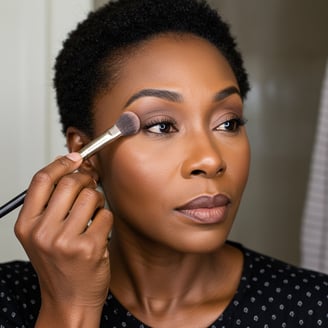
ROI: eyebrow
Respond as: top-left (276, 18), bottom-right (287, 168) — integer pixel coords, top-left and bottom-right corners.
top-left (124, 89), bottom-right (183, 107)
top-left (124, 85), bottom-right (241, 108)
top-left (213, 86), bottom-right (241, 102)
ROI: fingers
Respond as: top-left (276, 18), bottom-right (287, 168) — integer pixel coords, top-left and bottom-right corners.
top-left (63, 187), bottom-right (106, 234)
top-left (15, 152), bottom-right (100, 241)
top-left (82, 208), bottom-right (113, 258)
top-left (20, 153), bottom-right (83, 219)
top-left (85, 208), bottom-right (113, 241)
top-left (14, 152), bottom-right (113, 312)
top-left (15, 151), bottom-right (112, 247)
top-left (44, 173), bottom-right (98, 225)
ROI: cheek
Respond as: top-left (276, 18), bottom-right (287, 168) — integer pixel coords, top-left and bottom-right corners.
top-left (230, 137), bottom-right (250, 194)
top-left (99, 140), bottom-right (172, 216)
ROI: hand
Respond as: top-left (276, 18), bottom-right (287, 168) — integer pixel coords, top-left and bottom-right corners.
top-left (14, 153), bottom-right (113, 326)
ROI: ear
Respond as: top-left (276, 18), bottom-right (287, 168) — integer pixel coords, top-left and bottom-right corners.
top-left (66, 127), bottom-right (100, 181)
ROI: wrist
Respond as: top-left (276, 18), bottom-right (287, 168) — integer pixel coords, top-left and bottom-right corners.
top-left (36, 301), bottom-right (104, 328)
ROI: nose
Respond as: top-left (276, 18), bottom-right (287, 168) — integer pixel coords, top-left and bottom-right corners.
top-left (181, 132), bottom-right (226, 179)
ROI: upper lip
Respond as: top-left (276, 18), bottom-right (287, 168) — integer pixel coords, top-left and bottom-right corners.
top-left (176, 194), bottom-right (231, 210)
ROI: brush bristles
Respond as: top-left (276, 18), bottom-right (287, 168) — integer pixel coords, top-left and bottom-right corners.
top-left (116, 112), bottom-right (140, 136)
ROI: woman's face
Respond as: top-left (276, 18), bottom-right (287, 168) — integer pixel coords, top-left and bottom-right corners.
top-left (92, 34), bottom-right (250, 253)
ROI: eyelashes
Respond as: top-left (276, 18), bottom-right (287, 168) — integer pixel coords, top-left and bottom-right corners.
top-left (215, 117), bottom-right (248, 132)
top-left (143, 121), bottom-right (176, 134)
top-left (141, 115), bottom-right (247, 135)
top-left (142, 116), bottom-right (178, 135)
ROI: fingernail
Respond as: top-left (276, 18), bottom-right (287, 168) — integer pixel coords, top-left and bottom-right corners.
top-left (66, 152), bottom-right (82, 162)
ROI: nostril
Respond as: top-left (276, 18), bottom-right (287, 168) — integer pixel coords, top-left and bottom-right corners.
top-left (217, 167), bottom-right (225, 176)
top-left (190, 167), bottom-right (225, 177)
top-left (191, 169), bottom-right (205, 176)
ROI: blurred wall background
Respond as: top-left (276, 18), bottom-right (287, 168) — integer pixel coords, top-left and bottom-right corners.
top-left (207, 0), bottom-right (328, 266)
top-left (0, 0), bottom-right (93, 261)
top-left (1, 0), bottom-right (327, 265)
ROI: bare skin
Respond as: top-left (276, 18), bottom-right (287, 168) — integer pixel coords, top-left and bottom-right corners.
top-left (15, 153), bottom-right (113, 327)
top-left (15, 34), bottom-right (250, 327)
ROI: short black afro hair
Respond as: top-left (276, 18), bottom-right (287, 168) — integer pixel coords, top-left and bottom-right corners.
top-left (54, 0), bottom-right (250, 137)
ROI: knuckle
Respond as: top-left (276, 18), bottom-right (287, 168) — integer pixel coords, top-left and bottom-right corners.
top-left (56, 156), bottom-right (71, 169)
top-left (52, 235), bottom-right (70, 254)
top-left (31, 225), bottom-right (48, 246)
top-left (31, 170), bottom-right (52, 187)
top-left (14, 219), bottom-right (25, 241)
top-left (59, 174), bottom-right (78, 189)
top-left (66, 239), bottom-right (94, 261)
top-left (98, 208), bottom-right (113, 222)
top-left (14, 221), bottom-right (53, 255)
top-left (80, 243), bottom-right (95, 261)
top-left (81, 187), bottom-right (98, 199)
top-left (80, 188), bottom-right (103, 206)
top-left (28, 225), bottom-right (52, 253)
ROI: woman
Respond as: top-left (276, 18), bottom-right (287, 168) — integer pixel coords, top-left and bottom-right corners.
top-left (1, 0), bottom-right (327, 327)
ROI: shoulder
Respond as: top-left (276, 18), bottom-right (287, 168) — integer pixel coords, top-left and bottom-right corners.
top-left (226, 241), bottom-right (328, 326)
top-left (0, 261), bottom-right (40, 327)
top-left (239, 242), bottom-right (328, 291)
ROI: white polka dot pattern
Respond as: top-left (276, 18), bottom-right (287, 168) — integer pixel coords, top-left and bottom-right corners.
top-left (0, 262), bottom-right (40, 327)
top-left (0, 242), bottom-right (327, 327)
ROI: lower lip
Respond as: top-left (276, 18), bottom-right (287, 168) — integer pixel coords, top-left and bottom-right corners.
top-left (176, 206), bottom-right (228, 224)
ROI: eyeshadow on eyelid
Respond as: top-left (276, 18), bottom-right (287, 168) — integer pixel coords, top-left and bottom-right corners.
top-left (133, 106), bottom-right (176, 121)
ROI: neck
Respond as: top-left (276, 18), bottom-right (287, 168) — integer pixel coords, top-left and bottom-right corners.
top-left (108, 229), bottom-right (242, 316)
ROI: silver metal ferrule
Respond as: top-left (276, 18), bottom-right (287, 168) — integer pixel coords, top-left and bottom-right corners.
top-left (79, 125), bottom-right (122, 159)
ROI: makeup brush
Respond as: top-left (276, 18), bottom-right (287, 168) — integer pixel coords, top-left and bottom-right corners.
top-left (0, 111), bottom-right (140, 219)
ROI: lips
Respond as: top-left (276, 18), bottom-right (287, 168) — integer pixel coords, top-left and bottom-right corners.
top-left (176, 194), bottom-right (231, 224)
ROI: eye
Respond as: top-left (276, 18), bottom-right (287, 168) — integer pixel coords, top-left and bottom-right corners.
top-left (143, 118), bottom-right (178, 134)
top-left (216, 117), bottom-right (247, 132)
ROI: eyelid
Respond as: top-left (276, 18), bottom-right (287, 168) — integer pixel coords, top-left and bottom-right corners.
top-left (141, 114), bottom-right (177, 128)
top-left (141, 114), bottom-right (178, 135)
top-left (214, 114), bottom-right (247, 132)
top-left (214, 112), bottom-right (241, 124)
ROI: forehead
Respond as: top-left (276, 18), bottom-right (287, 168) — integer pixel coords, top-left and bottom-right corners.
top-left (93, 34), bottom-right (238, 129)
top-left (114, 34), bottom-right (237, 94)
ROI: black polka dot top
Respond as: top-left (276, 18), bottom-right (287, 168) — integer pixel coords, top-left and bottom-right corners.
top-left (1, 241), bottom-right (328, 327)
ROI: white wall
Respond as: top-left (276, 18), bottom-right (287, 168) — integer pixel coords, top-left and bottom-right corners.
top-left (0, 0), bottom-right (93, 261)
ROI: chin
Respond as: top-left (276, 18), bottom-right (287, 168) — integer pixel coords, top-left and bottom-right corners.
top-left (168, 231), bottom-right (230, 254)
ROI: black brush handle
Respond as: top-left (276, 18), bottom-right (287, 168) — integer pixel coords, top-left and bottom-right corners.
top-left (0, 189), bottom-right (27, 219)
top-left (0, 112), bottom-right (140, 219)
